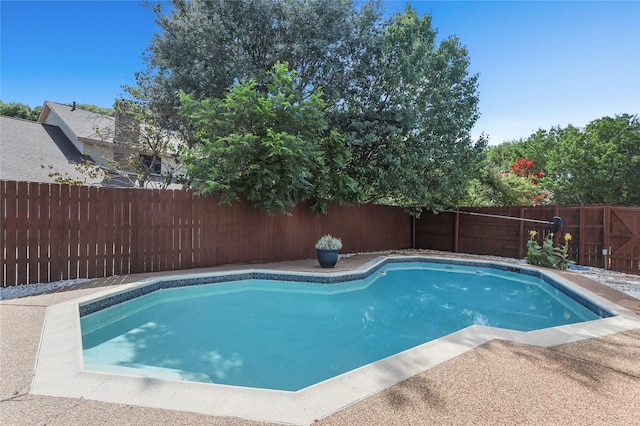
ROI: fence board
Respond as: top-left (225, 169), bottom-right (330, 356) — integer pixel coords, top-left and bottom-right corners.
top-left (104, 187), bottom-right (115, 277)
top-left (61, 185), bottom-right (73, 279)
top-left (47, 185), bottom-right (60, 282)
top-left (86, 187), bottom-right (99, 278)
top-left (159, 189), bottom-right (168, 271)
top-left (119, 188), bottom-right (128, 275)
top-left (67, 186), bottom-right (80, 279)
top-left (3, 182), bottom-right (18, 286)
top-left (27, 183), bottom-right (40, 283)
top-left (123, 189), bottom-right (132, 275)
top-left (38, 185), bottom-right (50, 283)
top-left (199, 195), bottom-right (215, 266)
top-left (114, 188), bottom-right (125, 274)
top-left (78, 186), bottom-right (89, 278)
top-left (112, 188), bottom-right (124, 275)
top-left (172, 191), bottom-right (179, 269)
top-left (161, 190), bottom-right (173, 271)
top-left (190, 194), bottom-right (199, 267)
top-left (139, 189), bottom-right (152, 273)
top-left (128, 189), bottom-right (139, 273)
top-left (150, 190), bottom-right (160, 271)
top-left (96, 186), bottom-right (108, 278)
top-left (16, 182), bottom-right (29, 284)
top-left (180, 192), bottom-right (189, 267)
top-left (0, 183), bottom-right (4, 284)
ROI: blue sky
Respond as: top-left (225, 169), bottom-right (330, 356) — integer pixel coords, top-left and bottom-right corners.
top-left (1, 1), bottom-right (639, 145)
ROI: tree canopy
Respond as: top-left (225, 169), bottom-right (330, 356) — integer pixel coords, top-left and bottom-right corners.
top-left (0, 101), bottom-right (42, 121)
top-left (464, 157), bottom-right (548, 207)
top-left (127, 1), bottom-right (486, 213)
top-left (480, 114), bottom-right (640, 206)
top-left (142, 0), bottom-right (380, 109)
top-left (543, 114), bottom-right (640, 205)
top-left (0, 101), bottom-right (114, 121)
top-left (333, 7), bottom-right (486, 210)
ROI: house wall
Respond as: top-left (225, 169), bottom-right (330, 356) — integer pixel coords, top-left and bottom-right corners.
top-left (81, 141), bottom-right (114, 168)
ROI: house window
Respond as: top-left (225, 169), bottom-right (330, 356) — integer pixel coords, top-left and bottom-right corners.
top-left (140, 154), bottom-right (162, 174)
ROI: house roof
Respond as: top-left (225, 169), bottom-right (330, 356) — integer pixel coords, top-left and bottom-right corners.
top-left (0, 115), bottom-right (102, 184)
top-left (37, 101), bottom-right (115, 143)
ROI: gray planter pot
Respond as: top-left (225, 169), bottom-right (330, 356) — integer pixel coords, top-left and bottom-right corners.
top-left (316, 249), bottom-right (340, 268)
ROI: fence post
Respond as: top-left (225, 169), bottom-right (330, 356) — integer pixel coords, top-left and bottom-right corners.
top-left (453, 211), bottom-right (459, 253)
top-left (518, 207), bottom-right (525, 259)
top-left (603, 205), bottom-right (611, 270)
top-left (579, 207), bottom-right (586, 266)
top-left (411, 215), bottom-right (415, 249)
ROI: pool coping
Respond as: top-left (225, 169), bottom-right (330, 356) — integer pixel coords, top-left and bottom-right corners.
top-left (31, 256), bottom-right (640, 425)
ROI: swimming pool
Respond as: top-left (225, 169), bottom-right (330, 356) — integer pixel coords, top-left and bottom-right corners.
top-left (79, 260), bottom-right (607, 391)
top-left (31, 256), bottom-right (640, 425)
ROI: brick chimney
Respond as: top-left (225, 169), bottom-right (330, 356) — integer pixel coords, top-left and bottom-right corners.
top-left (113, 110), bottom-right (140, 164)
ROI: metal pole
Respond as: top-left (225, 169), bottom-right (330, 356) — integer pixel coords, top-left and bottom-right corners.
top-left (445, 210), bottom-right (553, 225)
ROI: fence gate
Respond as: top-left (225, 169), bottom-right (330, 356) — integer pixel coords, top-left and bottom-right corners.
top-left (606, 206), bottom-right (640, 274)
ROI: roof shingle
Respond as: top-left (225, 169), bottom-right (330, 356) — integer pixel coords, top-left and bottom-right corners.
top-left (0, 115), bottom-right (102, 184)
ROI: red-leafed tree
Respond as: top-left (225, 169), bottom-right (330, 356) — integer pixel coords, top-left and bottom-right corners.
top-left (508, 158), bottom-right (546, 204)
top-left (509, 157), bottom-right (544, 183)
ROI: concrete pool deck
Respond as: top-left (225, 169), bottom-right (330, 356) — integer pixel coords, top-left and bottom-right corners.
top-left (2, 252), bottom-right (640, 425)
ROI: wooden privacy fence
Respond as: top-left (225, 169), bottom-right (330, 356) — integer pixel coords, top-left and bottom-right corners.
top-left (1, 181), bottom-right (411, 286)
top-left (3, 179), bottom-right (638, 286)
top-left (415, 205), bottom-right (640, 275)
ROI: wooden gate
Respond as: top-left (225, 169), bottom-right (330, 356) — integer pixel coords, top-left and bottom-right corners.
top-left (606, 206), bottom-right (640, 274)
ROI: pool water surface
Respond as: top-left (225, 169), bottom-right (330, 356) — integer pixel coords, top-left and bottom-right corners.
top-left (80, 261), bottom-right (604, 391)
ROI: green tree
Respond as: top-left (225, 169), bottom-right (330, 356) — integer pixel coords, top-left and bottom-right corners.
top-left (544, 114), bottom-right (640, 205)
top-left (0, 101), bottom-right (42, 121)
top-left (76, 103), bottom-right (114, 116)
top-left (485, 141), bottom-right (522, 172)
top-left (178, 63), bottom-right (362, 215)
top-left (132, 1), bottom-right (485, 212)
top-left (464, 158), bottom-right (549, 207)
top-left (137, 0), bottom-right (380, 117)
top-left (334, 6), bottom-right (486, 211)
top-left (486, 128), bottom-right (557, 172)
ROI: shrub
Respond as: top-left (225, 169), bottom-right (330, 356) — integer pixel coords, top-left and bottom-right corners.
top-left (315, 234), bottom-right (342, 250)
top-left (525, 231), bottom-right (573, 270)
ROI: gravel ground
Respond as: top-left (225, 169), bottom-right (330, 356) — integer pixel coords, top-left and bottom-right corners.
top-left (0, 278), bottom-right (91, 300)
top-left (572, 266), bottom-right (640, 299)
top-left (1, 254), bottom-right (638, 301)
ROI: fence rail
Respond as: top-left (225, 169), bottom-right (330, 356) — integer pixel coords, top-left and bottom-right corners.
top-left (1, 181), bottom-right (411, 286)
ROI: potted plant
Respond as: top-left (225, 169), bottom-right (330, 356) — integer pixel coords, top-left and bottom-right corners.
top-left (315, 234), bottom-right (342, 268)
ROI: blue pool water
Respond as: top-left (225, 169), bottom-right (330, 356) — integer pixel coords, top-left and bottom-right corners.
top-left (81, 261), bottom-right (603, 391)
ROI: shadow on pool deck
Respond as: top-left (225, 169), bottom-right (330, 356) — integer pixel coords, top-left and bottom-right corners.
top-left (1, 252), bottom-right (639, 425)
